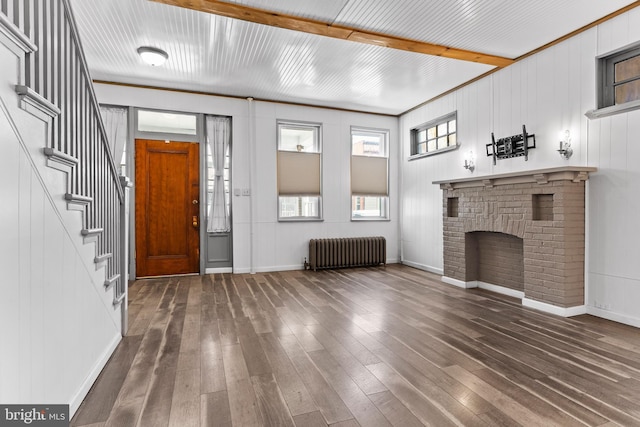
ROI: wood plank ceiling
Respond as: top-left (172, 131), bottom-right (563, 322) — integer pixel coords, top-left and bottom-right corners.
top-left (70, 0), bottom-right (640, 115)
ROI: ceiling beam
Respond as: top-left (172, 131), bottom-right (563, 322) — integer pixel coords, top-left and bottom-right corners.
top-left (149, 0), bottom-right (514, 68)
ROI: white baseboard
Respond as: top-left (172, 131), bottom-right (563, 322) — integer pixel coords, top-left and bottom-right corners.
top-left (522, 297), bottom-right (587, 318)
top-left (232, 260), bottom-right (399, 275)
top-left (232, 265), bottom-right (305, 274)
top-left (401, 260), bottom-right (443, 275)
top-left (587, 306), bottom-right (640, 328)
top-left (69, 332), bottom-right (121, 417)
top-left (205, 267), bottom-right (233, 274)
top-left (441, 279), bottom-right (588, 318)
top-left (441, 276), bottom-right (477, 289)
top-left (476, 281), bottom-right (525, 299)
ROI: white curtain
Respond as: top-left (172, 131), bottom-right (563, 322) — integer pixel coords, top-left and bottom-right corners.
top-left (207, 116), bottom-right (231, 233)
top-left (99, 106), bottom-right (128, 176)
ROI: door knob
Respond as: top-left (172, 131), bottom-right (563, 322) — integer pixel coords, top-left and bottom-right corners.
top-left (192, 199), bottom-right (198, 205)
top-left (192, 216), bottom-right (198, 227)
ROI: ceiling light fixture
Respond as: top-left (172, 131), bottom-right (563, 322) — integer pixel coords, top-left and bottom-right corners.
top-left (137, 46), bottom-right (168, 66)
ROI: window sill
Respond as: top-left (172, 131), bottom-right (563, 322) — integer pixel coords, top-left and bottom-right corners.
top-left (408, 144), bottom-right (458, 161)
top-left (585, 100), bottom-right (640, 119)
top-left (351, 217), bottom-right (390, 222)
top-left (278, 218), bottom-right (324, 222)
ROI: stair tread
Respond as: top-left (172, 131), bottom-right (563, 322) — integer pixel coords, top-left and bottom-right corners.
top-left (82, 228), bottom-right (104, 236)
top-left (94, 253), bottom-right (113, 263)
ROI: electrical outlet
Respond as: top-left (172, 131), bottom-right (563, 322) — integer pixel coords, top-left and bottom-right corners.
top-left (234, 188), bottom-right (241, 196)
top-left (242, 188), bottom-right (251, 196)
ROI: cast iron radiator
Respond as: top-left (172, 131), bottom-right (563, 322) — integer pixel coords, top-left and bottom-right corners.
top-left (306, 237), bottom-right (386, 271)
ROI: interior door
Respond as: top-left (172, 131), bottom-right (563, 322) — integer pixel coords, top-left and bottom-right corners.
top-left (135, 139), bottom-right (199, 277)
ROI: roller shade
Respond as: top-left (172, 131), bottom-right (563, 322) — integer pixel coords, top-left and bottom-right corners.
top-left (277, 151), bottom-right (321, 195)
top-left (351, 156), bottom-right (388, 196)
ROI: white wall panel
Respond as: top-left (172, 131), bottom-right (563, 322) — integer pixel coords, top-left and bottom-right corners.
top-left (399, 9), bottom-right (640, 327)
top-left (96, 83), bottom-right (399, 272)
top-left (0, 87), bottom-right (22, 402)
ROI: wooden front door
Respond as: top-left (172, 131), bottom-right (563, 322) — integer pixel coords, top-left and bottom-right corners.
top-left (135, 139), bottom-right (200, 277)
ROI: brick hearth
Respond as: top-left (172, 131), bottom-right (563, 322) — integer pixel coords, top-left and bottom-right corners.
top-left (434, 167), bottom-right (597, 313)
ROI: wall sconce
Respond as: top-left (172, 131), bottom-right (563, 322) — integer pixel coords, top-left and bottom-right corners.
top-left (463, 151), bottom-right (475, 172)
top-left (558, 129), bottom-right (573, 160)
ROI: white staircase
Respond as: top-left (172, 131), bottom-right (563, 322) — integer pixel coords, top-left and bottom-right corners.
top-left (0, 0), bottom-right (129, 416)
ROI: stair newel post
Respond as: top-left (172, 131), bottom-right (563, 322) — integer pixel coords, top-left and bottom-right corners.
top-left (118, 176), bottom-right (132, 335)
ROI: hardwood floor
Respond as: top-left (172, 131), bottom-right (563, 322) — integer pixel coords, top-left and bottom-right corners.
top-left (71, 265), bottom-right (640, 426)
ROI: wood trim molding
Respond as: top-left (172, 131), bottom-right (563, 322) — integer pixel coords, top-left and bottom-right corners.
top-left (149, 0), bottom-right (513, 67)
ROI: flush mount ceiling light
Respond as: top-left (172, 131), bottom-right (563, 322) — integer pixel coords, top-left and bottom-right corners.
top-left (137, 46), bottom-right (168, 66)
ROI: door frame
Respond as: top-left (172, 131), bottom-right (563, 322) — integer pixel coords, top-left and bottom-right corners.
top-left (127, 108), bottom-right (203, 279)
top-left (126, 108), bottom-right (234, 278)
top-left (203, 117), bottom-right (233, 272)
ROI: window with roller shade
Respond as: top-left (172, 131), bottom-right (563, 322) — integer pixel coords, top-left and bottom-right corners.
top-left (277, 121), bottom-right (322, 221)
top-left (351, 127), bottom-right (389, 220)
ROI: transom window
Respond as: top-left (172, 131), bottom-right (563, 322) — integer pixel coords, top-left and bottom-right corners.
top-left (137, 109), bottom-right (197, 135)
top-left (410, 112), bottom-right (457, 157)
top-left (599, 46), bottom-right (640, 108)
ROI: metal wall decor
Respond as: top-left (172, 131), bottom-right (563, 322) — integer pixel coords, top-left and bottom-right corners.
top-left (486, 125), bottom-right (536, 165)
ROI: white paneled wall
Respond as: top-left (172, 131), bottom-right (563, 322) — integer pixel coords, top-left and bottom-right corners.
top-left (0, 42), bottom-right (121, 414)
top-left (94, 83), bottom-right (399, 273)
top-left (400, 8), bottom-right (640, 327)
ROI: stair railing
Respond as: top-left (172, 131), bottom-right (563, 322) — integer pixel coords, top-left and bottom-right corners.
top-left (2, 0), bottom-right (126, 306)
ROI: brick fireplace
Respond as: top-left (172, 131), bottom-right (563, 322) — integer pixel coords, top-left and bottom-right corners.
top-left (434, 167), bottom-right (597, 316)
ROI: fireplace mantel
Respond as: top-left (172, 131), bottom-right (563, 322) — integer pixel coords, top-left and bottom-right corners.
top-left (433, 166), bottom-right (597, 190)
top-left (435, 166), bottom-right (597, 317)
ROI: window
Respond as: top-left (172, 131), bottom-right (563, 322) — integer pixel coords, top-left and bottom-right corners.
top-left (351, 127), bottom-right (389, 220)
top-left (137, 110), bottom-right (197, 135)
top-left (599, 45), bottom-right (640, 108)
top-left (277, 121), bottom-right (322, 220)
top-left (205, 116), bottom-right (231, 233)
top-left (410, 112), bottom-right (457, 158)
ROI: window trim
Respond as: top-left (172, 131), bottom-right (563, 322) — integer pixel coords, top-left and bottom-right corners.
top-left (408, 111), bottom-right (458, 160)
top-left (276, 120), bottom-right (322, 153)
top-left (589, 42), bottom-right (640, 119)
top-left (276, 119), bottom-right (323, 221)
top-left (350, 126), bottom-right (390, 221)
top-left (135, 108), bottom-right (199, 140)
